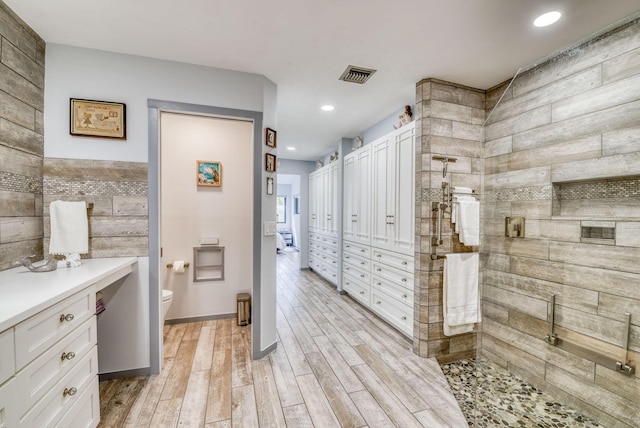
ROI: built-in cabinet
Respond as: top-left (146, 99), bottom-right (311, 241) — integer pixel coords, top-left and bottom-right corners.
top-left (309, 162), bottom-right (339, 285)
top-left (342, 122), bottom-right (415, 337)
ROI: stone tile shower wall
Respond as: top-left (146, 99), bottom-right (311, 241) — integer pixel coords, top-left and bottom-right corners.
top-left (482, 18), bottom-right (640, 427)
top-left (0, 3), bottom-right (45, 271)
top-left (413, 79), bottom-right (484, 362)
top-left (43, 158), bottom-right (149, 258)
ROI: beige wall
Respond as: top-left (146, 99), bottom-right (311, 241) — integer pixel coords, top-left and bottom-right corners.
top-left (482, 18), bottom-right (640, 427)
top-left (0, 2), bottom-right (45, 270)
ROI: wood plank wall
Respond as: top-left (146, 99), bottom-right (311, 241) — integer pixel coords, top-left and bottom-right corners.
top-left (482, 18), bottom-right (640, 427)
top-left (413, 79), bottom-right (484, 362)
top-left (43, 158), bottom-right (149, 258)
top-left (0, 2), bottom-right (45, 271)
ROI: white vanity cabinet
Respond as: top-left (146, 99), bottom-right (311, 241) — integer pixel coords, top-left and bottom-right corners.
top-left (0, 257), bottom-right (136, 428)
top-left (341, 122), bottom-right (415, 338)
top-left (309, 162), bottom-right (340, 286)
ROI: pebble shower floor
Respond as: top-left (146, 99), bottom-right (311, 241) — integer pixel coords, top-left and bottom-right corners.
top-left (441, 358), bottom-right (602, 428)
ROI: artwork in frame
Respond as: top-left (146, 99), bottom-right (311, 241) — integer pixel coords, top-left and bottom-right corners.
top-left (196, 160), bottom-right (222, 187)
top-left (70, 98), bottom-right (126, 139)
top-left (266, 177), bottom-right (274, 195)
top-left (265, 127), bottom-right (277, 148)
top-left (265, 153), bottom-right (276, 172)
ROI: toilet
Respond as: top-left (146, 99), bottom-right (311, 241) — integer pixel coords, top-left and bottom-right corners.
top-left (162, 289), bottom-right (173, 324)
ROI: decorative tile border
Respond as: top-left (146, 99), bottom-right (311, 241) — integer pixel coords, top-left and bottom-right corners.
top-left (0, 171), bottom-right (42, 194)
top-left (484, 185), bottom-right (551, 202)
top-left (43, 178), bottom-right (148, 197)
top-left (556, 178), bottom-right (640, 200)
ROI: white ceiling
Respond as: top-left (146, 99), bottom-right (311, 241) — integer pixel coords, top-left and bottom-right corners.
top-left (6, 0), bottom-right (640, 161)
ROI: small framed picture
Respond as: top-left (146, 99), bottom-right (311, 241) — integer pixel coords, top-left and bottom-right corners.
top-left (266, 127), bottom-right (277, 148)
top-left (266, 177), bottom-right (274, 195)
top-left (70, 98), bottom-right (126, 139)
top-left (196, 160), bottom-right (222, 187)
top-left (265, 153), bottom-right (276, 172)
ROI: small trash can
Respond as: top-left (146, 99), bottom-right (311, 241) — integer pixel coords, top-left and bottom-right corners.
top-left (236, 293), bottom-right (251, 326)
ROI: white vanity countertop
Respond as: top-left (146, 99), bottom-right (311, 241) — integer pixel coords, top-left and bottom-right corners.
top-left (0, 257), bottom-right (137, 332)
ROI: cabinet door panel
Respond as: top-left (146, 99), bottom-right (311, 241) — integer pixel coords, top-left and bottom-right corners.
top-left (371, 138), bottom-right (392, 248)
top-left (392, 127), bottom-right (415, 255)
top-left (355, 146), bottom-right (371, 244)
top-left (343, 153), bottom-right (356, 241)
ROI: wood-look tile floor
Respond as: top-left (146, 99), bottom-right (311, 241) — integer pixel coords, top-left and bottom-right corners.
top-left (98, 251), bottom-right (467, 427)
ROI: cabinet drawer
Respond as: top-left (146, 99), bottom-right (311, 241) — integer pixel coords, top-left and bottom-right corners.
top-left (372, 248), bottom-right (414, 272)
top-left (343, 252), bottom-right (370, 271)
top-left (15, 289), bottom-right (95, 370)
top-left (17, 317), bottom-right (97, 417)
top-left (321, 254), bottom-right (339, 269)
top-left (371, 275), bottom-right (414, 307)
top-left (343, 273), bottom-right (370, 307)
top-left (0, 328), bottom-right (15, 385)
top-left (321, 245), bottom-right (338, 258)
top-left (54, 376), bottom-right (99, 428)
top-left (0, 378), bottom-right (18, 428)
top-left (320, 265), bottom-right (338, 284)
top-left (342, 263), bottom-right (369, 284)
top-left (343, 241), bottom-right (370, 258)
top-left (321, 236), bottom-right (338, 248)
top-left (20, 346), bottom-right (98, 428)
top-left (371, 262), bottom-right (413, 291)
top-left (371, 291), bottom-right (413, 337)
top-left (309, 233), bottom-right (322, 243)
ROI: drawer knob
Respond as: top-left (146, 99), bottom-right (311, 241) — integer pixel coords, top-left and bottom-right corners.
top-left (60, 313), bottom-right (75, 322)
top-left (359, 291), bottom-right (364, 295)
top-left (401, 316), bottom-right (407, 321)
top-left (360, 274), bottom-right (365, 278)
top-left (401, 278), bottom-right (407, 282)
top-left (377, 254), bottom-right (381, 258)
top-left (402, 261), bottom-right (408, 265)
top-left (361, 262), bottom-right (365, 265)
top-left (376, 301), bottom-right (381, 305)
top-left (402, 294), bottom-right (407, 298)
top-left (377, 282), bottom-right (381, 286)
top-left (61, 351), bottom-right (76, 361)
top-left (346, 256), bottom-right (350, 259)
top-left (361, 249), bottom-right (365, 253)
top-left (376, 268), bottom-right (381, 272)
top-left (63, 387), bottom-right (78, 397)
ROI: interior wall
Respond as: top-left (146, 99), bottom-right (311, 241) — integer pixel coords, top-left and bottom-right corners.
top-left (0, 3), bottom-right (45, 270)
top-left (414, 79), bottom-right (484, 361)
top-left (482, 18), bottom-right (640, 427)
top-left (161, 112), bottom-right (253, 321)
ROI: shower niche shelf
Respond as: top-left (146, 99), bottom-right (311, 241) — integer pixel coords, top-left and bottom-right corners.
top-left (193, 246), bottom-right (224, 282)
top-left (552, 176), bottom-right (640, 219)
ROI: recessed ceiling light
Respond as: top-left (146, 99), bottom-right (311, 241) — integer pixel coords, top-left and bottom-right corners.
top-left (286, 146), bottom-right (296, 151)
top-left (321, 105), bottom-right (335, 111)
top-left (534, 11), bottom-right (561, 27)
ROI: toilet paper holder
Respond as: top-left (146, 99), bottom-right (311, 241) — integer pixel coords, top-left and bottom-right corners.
top-left (166, 262), bottom-right (190, 268)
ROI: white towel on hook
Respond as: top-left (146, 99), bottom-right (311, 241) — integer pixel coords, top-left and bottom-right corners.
top-left (458, 199), bottom-right (480, 246)
top-left (443, 253), bottom-right (480, 336)
top-left (452, 195), bottom-right (476, 232)
top-left (49, 201), bottom-right (89, 255)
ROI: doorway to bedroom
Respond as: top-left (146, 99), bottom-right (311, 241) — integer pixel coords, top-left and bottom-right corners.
top-left (276, 174), bottom-right (301, 254)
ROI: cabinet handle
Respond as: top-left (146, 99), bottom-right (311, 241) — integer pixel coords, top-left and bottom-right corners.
top-left (376, 268), bottom-right (381, 272)
top-left (61, 351), bottom-right (76, 361)
top-left (63, 387), bottom-right (78, 397)
top-left (377, 282), bottom-right (381, 286)
top-left (402, 294), bottom-right (407, 298)
top-left (345, 256), bottom-right (350, 259)
top-left (360, 262), bottom-right (365, 265)
top-left (402, 261), bottom-right (408, 265)
top-left (59, 313), bottom-right (74, 322)
top-left (402, 278), bottom-right (407, 282)
top-left (377, 254), bottom-right (381, 258)
top-left (359, 291), bottom-right (364, 295)
top-left (401, 316), bottom-right (407, 321)
top-left (360, 274), bottom-right (365, 278)
top-left (376, 301), bottom-right (381, 305)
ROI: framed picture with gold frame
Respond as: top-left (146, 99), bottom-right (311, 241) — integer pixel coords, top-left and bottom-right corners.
top-left (70, 98), bottom-right (126, 139)
top-left (196, 160), bottom-right (222, 187)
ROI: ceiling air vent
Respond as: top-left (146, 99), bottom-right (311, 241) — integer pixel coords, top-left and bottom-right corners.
top-left (339, 65), bottom-right (377, 84)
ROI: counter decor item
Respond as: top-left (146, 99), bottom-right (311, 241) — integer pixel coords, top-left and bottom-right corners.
top-left (70, 98), bottom-right (126, 139)
top-left (196, 160), bottom-right (222, 187)
top-left (265, 127), bottom-right (277, 148)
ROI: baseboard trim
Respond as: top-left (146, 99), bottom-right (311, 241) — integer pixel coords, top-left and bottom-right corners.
top-left (253, 341), bottom-right (277, 360)
top-left (99, 367), bottom-right (150, 381)
top-left (165, 312), bottom-right (235, 325)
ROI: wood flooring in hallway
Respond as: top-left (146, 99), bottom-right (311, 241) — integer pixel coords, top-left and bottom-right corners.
top-left (98, 251), bottom-right (467, 427)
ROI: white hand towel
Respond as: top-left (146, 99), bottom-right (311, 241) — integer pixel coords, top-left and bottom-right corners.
top-left (49, 201), bottom-right (89, 255)
top-left (458, 199), bottom-right (480, 246)
top-left (452, 195), bottom-right (475, 233)
top-left (443, 253), bottom-right (480, 336)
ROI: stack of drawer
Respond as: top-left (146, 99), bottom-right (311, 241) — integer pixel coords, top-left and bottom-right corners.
top-left (342, 242), bottom-right (414, 337)
top-left (0, 288), bottom-right (100, 427)
top-left (342, 242), bottom-right (371, 306)
top-left (370, 247), bottom-right (414, 336)
top-left (309, 232), bottom-right (339, 285)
